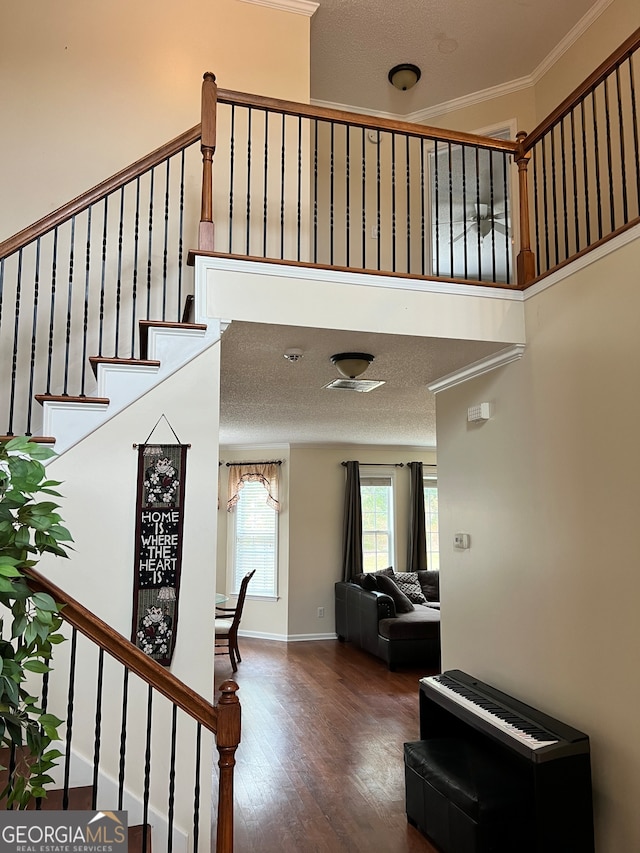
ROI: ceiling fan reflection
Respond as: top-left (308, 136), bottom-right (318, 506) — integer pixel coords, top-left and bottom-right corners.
top-left (452, 202), bottom-right (509, 243)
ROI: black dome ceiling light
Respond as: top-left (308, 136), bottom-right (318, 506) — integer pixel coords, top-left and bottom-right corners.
top-left (388, 63), bottom-right (421, 91)
top-left (331, 352), bottom-right (374, 379)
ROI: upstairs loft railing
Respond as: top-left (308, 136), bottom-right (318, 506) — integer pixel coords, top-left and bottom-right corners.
top-left (17, 567), bottom-right (240, 853)
top-left (521, 27), bottom-right (640, 277)
top-left (1, 27), bottom-right (638, 440)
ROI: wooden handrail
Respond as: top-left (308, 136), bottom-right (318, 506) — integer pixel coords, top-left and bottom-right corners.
top-left (0, 125), bottom-right (202, 262)
top-left (215, 87), bottom-right (519, 154)
top-left (23, 566), bottom-right (228, 734)
top-left (523, 25), bottom-right (640, 150)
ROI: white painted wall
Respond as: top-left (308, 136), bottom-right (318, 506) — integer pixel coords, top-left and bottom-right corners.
top-left (435, 230), bottom-right (640, 853)
top-left (36, 342), bottom-right (221, 842)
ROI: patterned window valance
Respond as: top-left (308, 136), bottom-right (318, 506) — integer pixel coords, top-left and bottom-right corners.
top-left (227, 463), bottom-right (280, 512)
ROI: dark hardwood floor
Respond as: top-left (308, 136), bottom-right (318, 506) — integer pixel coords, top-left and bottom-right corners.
top-left (214, 637), bottom-right (440, 853)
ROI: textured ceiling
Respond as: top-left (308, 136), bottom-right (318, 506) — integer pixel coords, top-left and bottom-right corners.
top-left (219, 321), bottom-right (509, 447)
top-left (311, 0), bottom-right (602, 114)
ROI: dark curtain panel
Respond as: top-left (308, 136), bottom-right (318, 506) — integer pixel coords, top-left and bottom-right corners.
top-left (341, 461), bottom-right (363, 581)
top-left (407, 461), bottom-right (427, 573)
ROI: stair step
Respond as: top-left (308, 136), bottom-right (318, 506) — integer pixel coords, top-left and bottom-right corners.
top-left (129, 823), bottom-right (152, 853)
top-left (89, 356), bottom-right (161, 378)
top-left (32, 785), bottom-right (94, 810)
top-left (0, 435), bottom-right (56, 444)
top-left (35, 394), bottom-right (110, 406)
top-left (139, 319), bottom-right (207, 359)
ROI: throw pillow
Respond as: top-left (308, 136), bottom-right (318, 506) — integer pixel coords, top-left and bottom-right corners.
top-left (375, 574), bottom-right (415, 613)
top-left (393, 571), bottom-right (427, 605)
top-left (417, 570), bottom-right (440, 602)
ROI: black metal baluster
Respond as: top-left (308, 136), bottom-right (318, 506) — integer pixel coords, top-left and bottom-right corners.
top-left (130, 178), bottom-right (141, 357)
top-left (489, 149), bottom-right (497, 282)
top-left (296, 116), bottom-right (302, 261)
top-left (246, 107), bottom-right (252, 257)
top-left (8, 249), bottom-right (22, 436)
top-left (559, 118), bottom-right (570, 262)
top-left (448, 143), bottom-right (454, 277)
top-left (142, 684), bottom-right (153, 853)
top-left (63, 217), bottom-right (76, 396)
top-left (115, 188), bottom-right (125, 352)
top-left (591, 87), bottom-right (604, 238)
top-left (45, 229), bottom-right (59, 394)
top-left (581, 98), bottom-right (592, 246)
top-left (146, 168), bottom-right (155, 320)
top-left (570, 109), bottom-right (581, 253)
top-left (540, 135), bottom-right (551, 273)
top-left (35, 670), bottom-right (50, 811)
top-left (406, 134), bottom-right (411, 274)
top-left (280, 113), bottom-right (286, 260)
top-left (502, 151), bottom-right (511, 284)
top-left (628, 56), bottom-right (640, 217)
top-left (167, 704), bottom-right (178, 853)
top-left (532, 144), bottom-right (541, 275)
top-left (550, 125), bottom-right (560, 268)
top-left (177, 149), bottom-right (186, 316)
top-left (26, 238), bottom-right (41, 434)
top-left (602, 78), bottom-right (616, 232)
top-left (62, 628), bottom-right (78, 809)
top-left (376, 129), bottom-right (381, 271)
top-left (313, 120), bottom-right (318, 263)
top-left (117, 668), bottom-right (129, 810)
top-left (330, 121), bottom-right (335, 266)
top-left (474, 147), bottom-right (481, 279)
top-left (391, 132), bottom-right (397, 272)
top-left (420, 138), bottom-right (426, 276)
top-left (346, 125), bottom-right (351, 269)
top-left (81, 209), bottom-right (92, 393)
top-left (361, 127), bottom-right (366, 268)
top-left (162, 158), bottom-right (170, 319)
top-left (615, 64), bottom-right (629, 223)
top-left (461, 145), bottom-right (468, 280)
top-left (192, 723), bottom-right (202, 851)
top-left (263, 111), bottom-right (269, 257)
top-left (99, 197), bottom-right (108, 357)
top-left (434, 141), bottom-right (440, 276)
top-left (91, 648), bottom-right (105, 809)
top-left (229, 105), bottom-right (236, 254)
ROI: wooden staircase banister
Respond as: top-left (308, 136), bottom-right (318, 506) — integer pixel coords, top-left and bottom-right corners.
top-left (23, 566), bottom-right (230, 734)
top-left (215, 87), bottom-right (520, 154)
top-left (0, 125), bottom-right (202, 262)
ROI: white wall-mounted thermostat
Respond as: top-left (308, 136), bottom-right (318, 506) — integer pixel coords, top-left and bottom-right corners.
top-left (454, 533), bottom-right (471, 550)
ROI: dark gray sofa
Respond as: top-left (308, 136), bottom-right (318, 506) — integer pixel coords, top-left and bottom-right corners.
top-left (335, 570), bottom-right (441, 670)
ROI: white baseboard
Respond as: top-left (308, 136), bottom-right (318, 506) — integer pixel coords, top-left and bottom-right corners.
top-left (238, 630), bottom-right (337, 642)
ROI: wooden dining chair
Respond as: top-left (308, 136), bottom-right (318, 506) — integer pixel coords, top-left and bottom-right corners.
top-left (214, 569), bottom-right (256, 672)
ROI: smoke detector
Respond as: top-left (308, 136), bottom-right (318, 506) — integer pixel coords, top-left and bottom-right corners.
top-left (283, 348), bottom-right (304, 363)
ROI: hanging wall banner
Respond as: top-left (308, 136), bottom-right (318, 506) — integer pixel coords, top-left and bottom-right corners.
top-left (131, 442), bottom-right (188, 666)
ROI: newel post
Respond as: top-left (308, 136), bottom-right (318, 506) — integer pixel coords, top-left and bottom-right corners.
top-left (514, 131), bottom-right (536, 287)
top-left (215, 679), bottom-right (241, 853)
top-left (199, 71), bottom-right (218, 252)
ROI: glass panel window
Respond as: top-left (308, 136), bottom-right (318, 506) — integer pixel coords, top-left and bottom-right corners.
top-left (423, 474), bottom-right (439, 571)
top-left (231, 481), bottom-right (278, 597)
top-left (361, 473), bottom-right (394, 571)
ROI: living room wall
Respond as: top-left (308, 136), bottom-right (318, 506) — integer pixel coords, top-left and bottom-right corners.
top-left (435, 227), bottom-right (640, 852)
top-left (217, 443), bottom-right (436, 640)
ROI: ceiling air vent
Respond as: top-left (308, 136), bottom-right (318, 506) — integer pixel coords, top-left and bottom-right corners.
top-left (324, 378), bottom-right (386, 392)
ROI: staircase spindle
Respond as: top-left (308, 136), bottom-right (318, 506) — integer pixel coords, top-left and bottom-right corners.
top-left (559, 118), bottom-right (570, 260)
top-left (192, 723), bottom-right (202, 852)
top-left (629, 56), bottom-right (640, 211)
top-left (280, 113), bottom-right (286, 260)
top-left (99, 197), bottom-right (108, 357)
top-left (246, 107), bottom-right (253, 257)
top-left (263, 111), bottom-right (269, 257)
top-left (603, 79), bottom-right (616, 232)
top-left (146, 168), bottom-right (155, 320)
top-left (391, 132), bottom-right (397, 272)
top-left (142, 684), bottom-right (153, 853)
top-left (580, 99), bottom-right (592, 247)
top-left (115, 187), bottom-right (125, 354)
top-left (26, 238), bottom-right (41, 435)
top-left (615, 65), bottom-right (629, 224)
top-left (62, 628), bottom-right (78, 810)
top-left (167, 704), bottom-right (178, 853)
top-left (91, 648), bottom-right (105, 810)
top-left (118, 667), bottom-right (129, 810)
top-left (591, 89), bottom-right (604, 240)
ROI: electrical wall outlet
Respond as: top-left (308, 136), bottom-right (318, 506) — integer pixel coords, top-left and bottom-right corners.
top-left (317, 606), bottom-right (325, 618)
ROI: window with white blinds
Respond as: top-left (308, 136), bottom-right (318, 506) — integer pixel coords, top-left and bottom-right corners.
top-left (423, 472), bottom-right (439, 571)
top-left (360, 471), bottom-right (395, 571)
top-left (231, 480), bottom-right (278, 597)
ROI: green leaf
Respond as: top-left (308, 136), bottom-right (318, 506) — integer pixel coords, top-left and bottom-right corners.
top-left (0, 563), bottom-right (23, 578)
top-left (22, 660), bottom-right (50, 674)
top-left (31, 593), bottom-right (58, 613)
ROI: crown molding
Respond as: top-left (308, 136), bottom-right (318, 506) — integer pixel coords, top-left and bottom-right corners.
top-left (312, 0), bottom-right (615, 122)
top-left (427, 344), bottom-right (526, 394)
top-left (237, 0), bottom-right (319, 16)
top-left (530, 0), bottom-right (615, 84)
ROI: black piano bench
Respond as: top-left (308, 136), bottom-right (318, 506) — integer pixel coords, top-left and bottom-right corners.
top-left (404, 737), bottom-right (533, 853)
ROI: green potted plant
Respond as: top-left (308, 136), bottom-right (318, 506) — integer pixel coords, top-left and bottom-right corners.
top-left (0, 436), bottom-right (73, 807)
